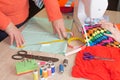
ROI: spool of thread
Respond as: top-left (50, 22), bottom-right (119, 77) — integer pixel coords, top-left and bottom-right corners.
top-left (59, 64), bottom-right (64, 73)
top-left (51, 63), bottom-right (55, 75)
top-left (45, 63), bottom-right (50, 68)
top-left (33, 70), bottom-right (38, 80)
top-left (40, 65), bottom-right (44, 76)
top-left (40, 76), bottom-right (45, 80)
top-left (47, 66), bottom-right (52, 76)
top-left (42, 68), bottom-right (48, 78)
top-left (48, 60), bottom-right (53, 65)
top-left (63, 59), bottom-right (68, 67)
top-left (39, 61), bottom-right (47, 65)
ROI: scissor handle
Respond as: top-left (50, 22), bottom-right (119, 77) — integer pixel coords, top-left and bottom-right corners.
top-left (12, 54), bottom-right (24, 60)
top-left (12, 50), bottom-right (27, 60)
top-left (17, 50), bottom-right (27, 55)
top-left (83, 52), bottom-right (94, 60)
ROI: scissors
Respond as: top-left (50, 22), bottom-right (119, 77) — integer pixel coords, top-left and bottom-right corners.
top-left (12, 50), bottom-right (59, 62)
top-left (83, 52), bottom-right (114, 61)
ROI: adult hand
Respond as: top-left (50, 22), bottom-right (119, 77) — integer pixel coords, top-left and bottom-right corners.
top-left (52, 18), bottom-right (67, 39)
top-left (5, 22), bottom-right (24, 47)
top-left (99, 21), bottom-right (120, 43)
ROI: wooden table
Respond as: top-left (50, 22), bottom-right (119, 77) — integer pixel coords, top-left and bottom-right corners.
top-left (0, 9), bottom-right (120, 80)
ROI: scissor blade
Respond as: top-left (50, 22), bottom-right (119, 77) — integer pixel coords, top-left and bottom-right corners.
top-left (18, 54), bottom-right (59, 62)
top-left (95, 56), bottom-right (114, 61)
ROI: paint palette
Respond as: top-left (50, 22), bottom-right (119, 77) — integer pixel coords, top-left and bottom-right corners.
top-left (15, 59), bottom-right (38, 75)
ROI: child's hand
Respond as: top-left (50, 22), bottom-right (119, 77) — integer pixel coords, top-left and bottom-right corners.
top-left (100, 21), bottom-right (120, 43)
top-left (52, 18), bottom-right (67, 39)
top-left (5, 22), bottom-right (24, 47)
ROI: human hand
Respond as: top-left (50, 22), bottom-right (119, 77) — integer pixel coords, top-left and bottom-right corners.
top-left (52, 18), bottom-right (67, 39)
top-left (5, 22), bottom-right (24, 47)
top-left (99, 21), bottom-right (120, 43)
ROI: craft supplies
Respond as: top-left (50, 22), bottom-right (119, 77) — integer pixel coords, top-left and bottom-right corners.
top-left (19, 30), bottom-right (73, 49)
top-left (59, 64), bottom-right (64, 73)
top-left (47, 66), bottom-right (52, 76)
top-left (42, 68), bottom-right (48, 78)
top-left (47, 60), bottom-right (53, 65)
top-left (33, 70), bottom-right (39, 80)
top-left (63, 58), bottom-right (68, 67)
top-left (12, 50), bottom-right (27, 60)
top-left (40, 76), bottom-right (45, 80)
top-left (19, 39), bottom-right (65, 48)
top-left (15, 59), bottom-right (38, 75)
top-left (65, 45), bottom-right (86, 56)
top-left (39, 60), bottom-right (56, 79)
top-left (40, 65), bottom-right (44, 76)
top-left (64, 36), bottom-right (86, 56)
top-left (10, 17), bottom-right (73, 55)
top-left (51, 63), bottom-right (55, 75)
top-left (83, 52), bottom-right (114, 61)
top-left (67, 37), bottom-right (85, 49)
top-left (38, 61), bottom-right (47, 66)
top-left (82, 23), bottom-right (120, 48)
top-left (12, 50), bottom-right (59, 62)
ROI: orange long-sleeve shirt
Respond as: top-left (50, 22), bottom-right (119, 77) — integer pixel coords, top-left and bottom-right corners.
top-left (0, 0), bottom-right (62, 30)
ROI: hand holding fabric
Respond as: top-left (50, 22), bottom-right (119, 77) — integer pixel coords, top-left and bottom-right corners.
top-left (100, 21), bottom-right (120, 43)
top-left (5, 22), bottom-right (24, 47)
top-left (52, 18), bottom-right (67, 39)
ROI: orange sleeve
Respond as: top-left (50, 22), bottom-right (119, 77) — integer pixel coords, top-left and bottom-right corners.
top-left (116, 24), bottom-right (120, 30)
top-left (43, 0), bottom-right (63, 21)
top-left (0, 11), bottom-right (11, 30)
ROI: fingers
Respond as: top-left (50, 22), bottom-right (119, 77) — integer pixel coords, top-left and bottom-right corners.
top-left (15, 34), bottom-right (24, 47)
top-left (56, 28), bottom-right (63, 39)
top-left (104, 33), bottom-right (114, 38)
top-left (5, 22), bottom-right (24, 47)
top-left (60, 27), bottom-right (67, 39)
top-left (114, 24), bottom-right (120, 31)
top-left (9, 34), bottom-right (14, 45)
top-left (52, 19), bottom-right (67, 39)
top-left (55, 27), bottom-right (67, 39)
top-left (9, 30), bottom-right (24, 47)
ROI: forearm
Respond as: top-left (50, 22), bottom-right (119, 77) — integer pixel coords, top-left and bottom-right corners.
top-left (43, 0), bottom-right (63, 21)
top-left (0, 11), bottom-right (11, 30)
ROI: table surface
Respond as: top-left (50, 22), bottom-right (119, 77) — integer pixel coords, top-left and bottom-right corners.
top-left (0, 9), bottom-right (120, 80)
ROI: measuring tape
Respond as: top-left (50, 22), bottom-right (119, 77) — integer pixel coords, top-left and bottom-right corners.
top-left (19, 37), bottom-right (85, 48)
top-left (19, 39), bottom-right (65, 48)
top-left (19, 36), bottom-right (85, 48)
top-left (67, 37), bottom-right (85, 49)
